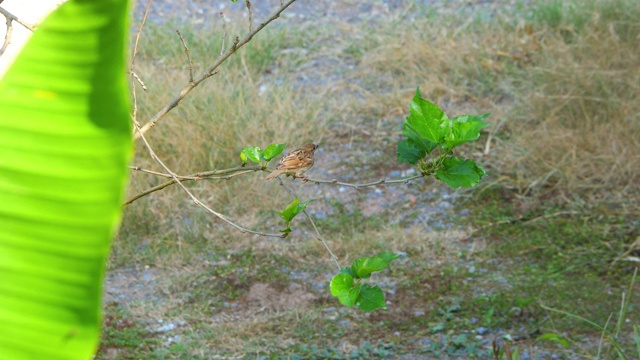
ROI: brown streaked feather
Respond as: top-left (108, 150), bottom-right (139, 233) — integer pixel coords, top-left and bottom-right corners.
top-left (265, 143), bottom-right (318, 180)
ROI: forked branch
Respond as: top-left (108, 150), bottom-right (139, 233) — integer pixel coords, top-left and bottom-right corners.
top-left (134, 0), bottom-right (299, 140)
top-left (132, 124), bottom-right (284, 238)
top-left (125, 165), bottom-right (264, 205)
top-left (0, 6), bottom-right (36, 57)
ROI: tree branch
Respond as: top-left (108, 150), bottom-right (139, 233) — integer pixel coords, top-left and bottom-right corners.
top-left (0, 15), bottom-right (12, 56)
top-left (0, 6), bottom-right (36, 31)
top-left (304, 174), bottom-right (426, 189)
top-left (176, 29), bottom-right (194, 83)
top-left (130, 0), bottom-right (151, 126)
top-left (0, 5), bottom-right (36, 57)
top-left (133, 0), bottom-right (299, 140)
top-left (125, 165), bottom-right (264, 205)
top-left (131, 123), bottom-right (283, 238)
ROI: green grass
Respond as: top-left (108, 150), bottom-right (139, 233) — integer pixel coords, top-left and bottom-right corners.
top-left (98, 303), bottom-right (159, 358)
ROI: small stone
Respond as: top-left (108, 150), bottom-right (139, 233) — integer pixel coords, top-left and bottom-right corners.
top-left (157, 323), bottom-right (175, 332)
top-left (476, 327), bottom-right (489, 335)
top-left (509, 307), bottom-right (522, 317)
top-left (414, 311), bottom-right (425, 317)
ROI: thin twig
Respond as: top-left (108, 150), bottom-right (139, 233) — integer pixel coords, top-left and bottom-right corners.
top-left (277, 178), bottom-right (341, 271)
top-left (131, 164), bottom-right (262, 178)
top-left (130, 71), bottom-right (147, 91)
top-left (130, 166), bottom-right (201, 179)
top-left (0, 16), bottom-right (12, 56)
top-left (0, 6), bottom-right (36, 31)
top-left (125, 165), bottom-right (264, 205)
top-left (305, 174), bottom-right (425, 189)
top-left (246, 0), bottom-right (253, 33)
top-left (131, 123), bottom-right (284, 238)
top-left (219, 12), bottom-right (227, 56)
top-left (176, 29), bottom-right (194, 83)
top-left (130, 0), bottom-right (151, 126)
top-left (134, 0), bottom-right (299, 140)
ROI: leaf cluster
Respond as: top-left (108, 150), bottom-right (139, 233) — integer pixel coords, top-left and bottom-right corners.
top-left (240, 143), bottom-right (286, 166)
top-left (330, 252), bottom-right (400, 311)
top-left (397, 88), bottom-right (489, 188)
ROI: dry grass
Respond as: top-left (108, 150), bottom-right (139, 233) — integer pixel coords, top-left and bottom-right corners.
top-left (503, 0), bottom-right (640, 197)
top-left (318, 0), bottom-right (640, 200)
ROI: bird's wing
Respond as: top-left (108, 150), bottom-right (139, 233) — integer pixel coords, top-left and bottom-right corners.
top-left (276, 150), bottom-right (311, 170)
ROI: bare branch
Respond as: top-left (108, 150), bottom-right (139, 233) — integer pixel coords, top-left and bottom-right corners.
top-left (131, 123), bottom-right (284, 238)
top-left (0, 16), bottom-right (12, 57)
top-left (304, 174), bottom-right (426, 189)
top-left (277, 178), bottom-right (342, 271)
top-left (134, 0), bottom-right (299, 140)
top-left (125, 165), bottom-right (264, 205)
top-left (219, 12), bottom-right (227, 56)
top-left (176, 29), bottom-right (194, 83)
top-left (246, 0), bottom-right (253, 33)
top-left (130, 0), bottom-right (151, 126)
top-left (130, 71), bottom-right (147, 91)
top-left (0, 5), bottom-right (36, 57)
top-left (0, 6), bottom-right (36, 32)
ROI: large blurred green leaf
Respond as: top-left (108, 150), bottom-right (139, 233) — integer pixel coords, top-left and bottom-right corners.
top-left (0, 0), bottom-right (132, 358)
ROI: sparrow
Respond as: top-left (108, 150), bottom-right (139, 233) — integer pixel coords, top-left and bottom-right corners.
top-left (265, 143), bottom-right (318, 181)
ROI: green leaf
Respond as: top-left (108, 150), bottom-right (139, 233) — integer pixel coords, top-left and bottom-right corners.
top-left (263, 143), bottom-right (286, 161)
top-left (279, 197), bottom-right (314, 222)
top-left (536, 333), bottom-right (570, 348)
top-left (405, 87), bottom-right (447, 144)
top-left (0, 0), bottom-right (132, 358)
top-left (279, 197), bottom-right (300, 223)
top-left (377, 252), bottom-right (401, 263)
top-left (397, 140), bottom-right (427, 164)
top-left (240, 151), bottom-right (248, 165)
top-left (436, 157), bottom-right (485, 188)
top-left (355, 284), bottom-right (386, 311)
top-left (278, 197), bottom-right (314, 233)
top-left (339, 267), bottom-right (356, 277)
top-left (402, 122), bottom-right (438, 155)
top-left (241, 146), bottom-right (263, 163)
top-left (350, 252), bottom-right (400, 279)
top-left (351, 257), bottom-right (391, 279)
top-left (330, 273), bottom-right (358, 307)
top-left (443, 114), bottom-right (490, 150)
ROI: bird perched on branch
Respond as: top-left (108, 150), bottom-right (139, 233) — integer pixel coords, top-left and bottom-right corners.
top-left (265, 143), bottom-right (318, 181)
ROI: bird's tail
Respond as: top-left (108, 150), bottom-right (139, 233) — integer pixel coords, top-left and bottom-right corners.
top-left (264, 171), bottom-right (280, 181)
